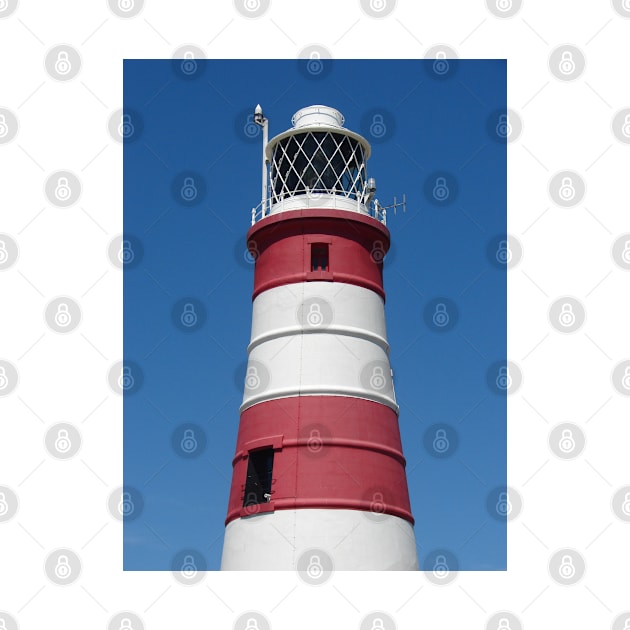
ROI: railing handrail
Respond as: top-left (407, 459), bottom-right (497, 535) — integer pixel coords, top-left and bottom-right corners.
top-left (250, 190), bottom-right (387, 226)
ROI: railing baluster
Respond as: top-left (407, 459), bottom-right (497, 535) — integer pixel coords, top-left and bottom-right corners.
top-left (251, 190), bottom-right (391, 224)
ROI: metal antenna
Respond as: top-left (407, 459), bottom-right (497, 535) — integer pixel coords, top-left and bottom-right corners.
top-left (379, 193), bottom-right (407, 215)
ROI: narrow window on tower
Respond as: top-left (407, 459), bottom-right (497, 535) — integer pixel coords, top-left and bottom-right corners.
top-left (242, 448), bottom-right (275, 507)
top-left (311, 243), bottom-right (329, 272)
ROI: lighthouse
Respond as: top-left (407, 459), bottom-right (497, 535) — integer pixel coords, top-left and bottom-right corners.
top-left (220, 105), bottom-right (418, 570)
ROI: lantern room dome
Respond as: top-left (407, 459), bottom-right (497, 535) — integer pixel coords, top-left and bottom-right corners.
top-left (291, 105), bottom-right (345, 129)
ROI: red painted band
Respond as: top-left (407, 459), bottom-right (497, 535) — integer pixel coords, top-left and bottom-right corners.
top-left (246, 209), bottom-right (391, 302)
top-left (247, 208), bottom-right (390, 240)
top-left (225, 396), bottom-right (414, 526)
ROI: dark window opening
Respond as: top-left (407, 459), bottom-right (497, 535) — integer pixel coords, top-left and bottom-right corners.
top-left (311, 243), bottom-right (329, 272)
top-left (242, 448), bottom-right (274, 507)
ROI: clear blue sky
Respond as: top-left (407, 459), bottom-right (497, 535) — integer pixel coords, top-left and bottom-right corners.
top-left (123, 58), bottom-right (506, 571)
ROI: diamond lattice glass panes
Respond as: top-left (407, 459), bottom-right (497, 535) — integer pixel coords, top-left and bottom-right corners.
top-left (270, 131), bottom-right (367, 203)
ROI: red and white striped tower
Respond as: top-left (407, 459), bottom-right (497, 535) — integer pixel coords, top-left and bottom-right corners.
top-left (221, 105), bottom-right (418, 570)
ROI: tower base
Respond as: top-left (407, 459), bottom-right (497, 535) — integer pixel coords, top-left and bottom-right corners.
top-left (220, 508), bottom-right (418, 570)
